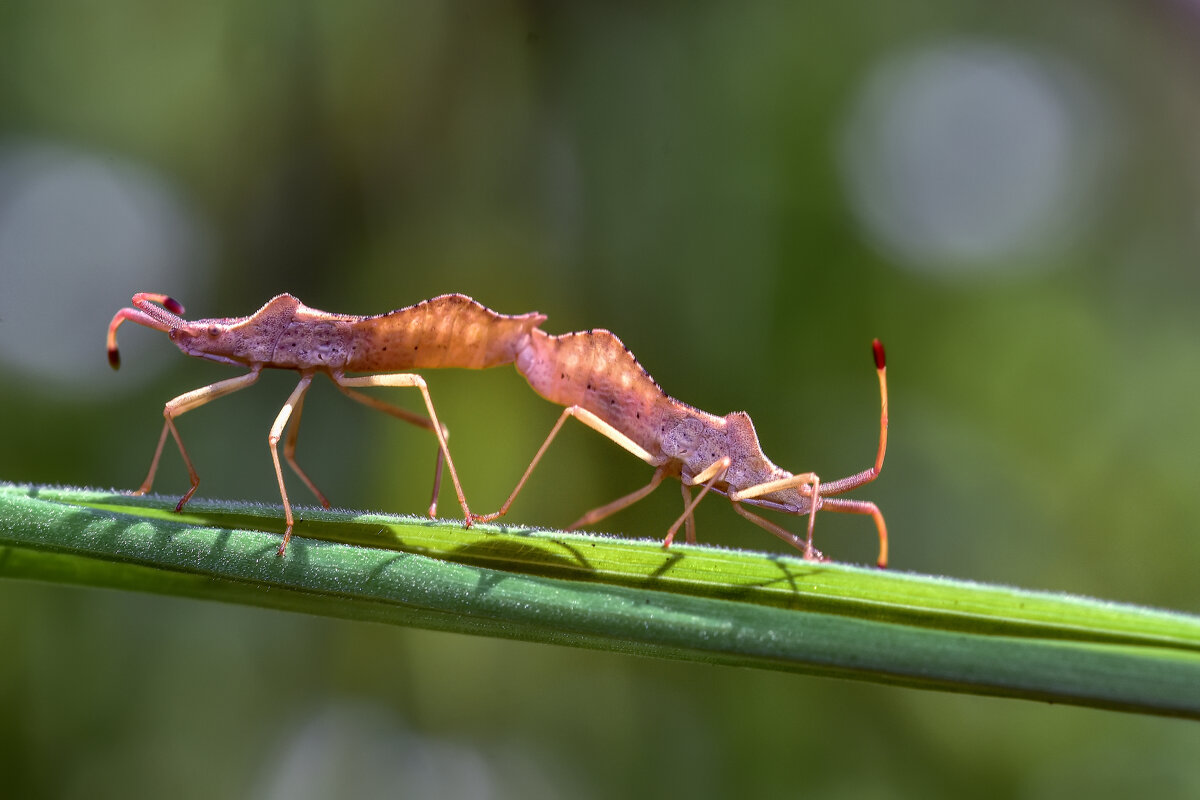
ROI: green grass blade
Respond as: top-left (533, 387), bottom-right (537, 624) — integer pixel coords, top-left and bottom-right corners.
top-left (2, 481), bottom-right (1199, 718)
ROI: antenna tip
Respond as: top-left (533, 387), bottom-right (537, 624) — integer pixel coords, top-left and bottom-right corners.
top-left (108, 347), bottom-right (121, 370)
top-left (872, 338), bottom-right (886, 370)
top-left (163, 296), bottom-right (185, 315)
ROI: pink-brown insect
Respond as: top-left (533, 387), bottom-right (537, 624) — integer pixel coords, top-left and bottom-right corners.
top-left (479, 324), bottom-right (890, 567)
top-left (107, 292), bottom-right (544, 554)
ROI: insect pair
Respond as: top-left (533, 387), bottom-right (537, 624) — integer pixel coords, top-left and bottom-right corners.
top-left (107, 293), bottom-right (889, 565)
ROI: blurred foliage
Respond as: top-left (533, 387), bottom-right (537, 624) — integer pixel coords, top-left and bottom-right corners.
top-left (2, 1), bottom-right (1199, 797)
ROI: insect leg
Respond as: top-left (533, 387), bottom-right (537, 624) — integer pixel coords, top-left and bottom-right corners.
top-left (473, 405), bottom-right (662, 525)
top-left (729, 502), bottom-right (826, 562)
top-left (283, 377), bottom-right (330, 509)
top-left (732, 475), bottom-right (888, 566)
top-left (730, 471), bottom-right (822, 556)
top-left (566, 466), bottom-right (667, 531)
top-left (334, 372), bottom-right (471, 524)
top-left (663, 457), bottom-right (730, 548)
top-left (816, 497), bottom-right (888, 568)
top-left (269, 373), bottom-right (315, 555)
top-left (133, 367), bottom-right (263, 510)
top-left (679, 483), bottom-right (697, 544)
top-left (334, 385), bottom-right (445, 517)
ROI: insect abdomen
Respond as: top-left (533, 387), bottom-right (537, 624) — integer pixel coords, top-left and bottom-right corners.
top-left (515, 328), bottom-right (674, 442)
top-left (346, 294), bottom-right (546, 372)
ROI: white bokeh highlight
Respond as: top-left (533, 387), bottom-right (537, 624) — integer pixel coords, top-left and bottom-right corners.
top-left (0, 141), bottom-right (212, 392)
top-left (838, 40), bottom-right (1116, 275)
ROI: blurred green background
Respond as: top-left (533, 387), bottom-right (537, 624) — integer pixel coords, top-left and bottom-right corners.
top-left (2, 1), bottom-right (1200, 797)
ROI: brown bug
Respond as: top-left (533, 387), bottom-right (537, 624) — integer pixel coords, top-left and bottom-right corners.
top-left (480, 325), bottom-right (890, 566)
top-left (107, 292), bottom-right (544, 554)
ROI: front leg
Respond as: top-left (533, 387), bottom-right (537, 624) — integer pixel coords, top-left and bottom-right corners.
top-left (729, 471), bottom-right (822, 557)
top-left (269, 373), bottom-right (315, 555)
top-left (133, 367), bottom-right (263, 511)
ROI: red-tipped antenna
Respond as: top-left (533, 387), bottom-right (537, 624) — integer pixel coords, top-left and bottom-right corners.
top-left (872, 339), bottom-right (887, 475)
top-left (872, 338), bottom-right (888, 566)
top-left (137, 293), bottom-right (185, 315)
top-left (107, 294), bottom-right (188, 370)
top-left (808, 338), bottom-right (890, 566)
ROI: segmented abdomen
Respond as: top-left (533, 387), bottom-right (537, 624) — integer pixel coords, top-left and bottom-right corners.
top-left (346, 294), bottom-right (546, 372)
top-left (515, 328), bottom-right (685, 455)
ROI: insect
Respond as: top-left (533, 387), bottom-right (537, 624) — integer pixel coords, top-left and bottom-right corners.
top-left (107, 292), bottom-right (545, 554)
top-left (476, 326), bottom-right (890, 567)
